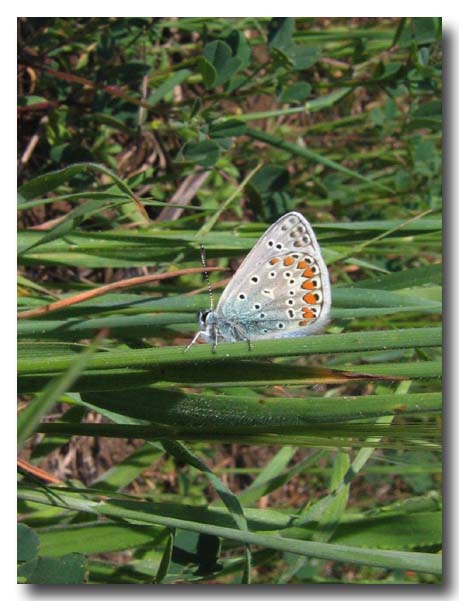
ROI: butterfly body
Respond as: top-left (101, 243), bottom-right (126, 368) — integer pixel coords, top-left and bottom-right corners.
top-left (187, 212), bottom-right (331, 351)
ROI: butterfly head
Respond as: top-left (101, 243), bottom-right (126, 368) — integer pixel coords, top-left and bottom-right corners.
top-left (194, 308), bottom-right (218, 346)
top-left (197, 309), bottom-right (212, 329)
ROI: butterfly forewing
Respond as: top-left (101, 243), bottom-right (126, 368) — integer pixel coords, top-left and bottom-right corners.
top-left (215, 212), bottom-right (331, 340)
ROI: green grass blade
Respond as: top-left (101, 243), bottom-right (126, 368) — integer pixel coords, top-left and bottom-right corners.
top-left (18, 486), bottom-right (442, 576)
top-left (17, 327), bottom-right (441, 375)
top-left (246, 127), bottom-right (393, 193)
top-left (17, 332), bottom-right (105, 448)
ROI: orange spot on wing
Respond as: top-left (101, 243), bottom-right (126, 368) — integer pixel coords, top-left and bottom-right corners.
top-left (302, 307), bottom-right (315, 319)
top-left (283, 256), bottom-right (295, 266)
top-left (299, 320), bottom-right (309, 327)
top-left (270, 257), bottom-right (279, 265)
top-left (301, 280), bottom-right (315, 290)
top-left (304, 292), bottom-right (318, 304)
top-left (302, 267), bottom-right (315, 278)
top-left (297, 260), bottom-right (307, 269)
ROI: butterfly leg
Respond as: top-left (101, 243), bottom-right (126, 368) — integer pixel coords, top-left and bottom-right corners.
top-left (232, 323), bottom-right (253, 351)
top-left (211, 331), bottom-right (219, 353)
top-left (184, 330), bottom-right (207, 352)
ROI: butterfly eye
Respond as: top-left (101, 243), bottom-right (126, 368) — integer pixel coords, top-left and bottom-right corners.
top-left (198, 310), bottom-right (210, 326)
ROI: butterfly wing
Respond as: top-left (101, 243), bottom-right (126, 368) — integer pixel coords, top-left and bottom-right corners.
top-left (214, 212), bottom-right (331, 340)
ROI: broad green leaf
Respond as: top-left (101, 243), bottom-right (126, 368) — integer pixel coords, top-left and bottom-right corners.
top-left (38, 521), bottom-right (163, 557)
top-left (182, 140), bottom-right (220, 167)
top-left (268, 18), bottom-right (295, 53)
top-left (197, 56), bottom-right (217, 88)
top-left (201, 40), bottom-right (242, 88)
top-left (208, 119), bottom-right (247, 138)
top-left (279, 82), bottom-right (312, 103)
top-left (290, 46), bottom-right (320, 70)
top-left (20, 553), bottom-right (87, 584)
top-left (18, 523), bottom-right (40, 562)
top-left (224, 29), bottom-right (252, 69)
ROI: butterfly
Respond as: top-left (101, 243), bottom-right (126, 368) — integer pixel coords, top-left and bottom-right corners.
top-left (185, 211), bottom-right (331, 352)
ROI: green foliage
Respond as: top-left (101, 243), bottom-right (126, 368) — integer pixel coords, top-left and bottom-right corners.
top-left (18, 17), bottom-right (441, 585)
top-left (17, 524), bottom-right (87, 584)
top-left (199, 40), bottom-right (243, 88)
top-left (181, 140), bottom-right (221, 167)
top-left (18, 523), bottom-right (39, 562)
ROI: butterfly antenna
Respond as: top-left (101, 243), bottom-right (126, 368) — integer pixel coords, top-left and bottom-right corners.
top-left (200, 244), bottom-right (214, 311)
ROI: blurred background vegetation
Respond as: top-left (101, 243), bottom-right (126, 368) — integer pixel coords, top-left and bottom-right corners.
top-left (17, 17), bottom-right (441, 584)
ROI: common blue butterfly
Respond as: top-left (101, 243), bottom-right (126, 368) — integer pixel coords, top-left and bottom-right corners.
top-left (185, 211), bottom-right (331, 352)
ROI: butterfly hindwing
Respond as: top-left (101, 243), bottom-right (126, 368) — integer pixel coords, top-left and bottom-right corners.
top-left (214, 212), bottom-right (331, 340)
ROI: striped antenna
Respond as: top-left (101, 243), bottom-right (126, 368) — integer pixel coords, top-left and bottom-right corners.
top-left (200, 244), bottom-right (214, 311)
